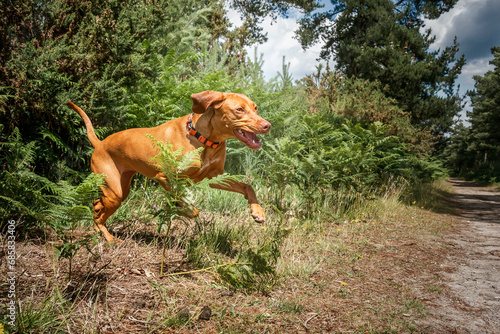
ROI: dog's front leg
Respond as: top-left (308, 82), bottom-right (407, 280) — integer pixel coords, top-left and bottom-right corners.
top-left (210, 181), bottom-right (265, 223)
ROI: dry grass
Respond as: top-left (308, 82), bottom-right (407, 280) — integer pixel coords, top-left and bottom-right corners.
top-left (0, 181), bottom-right (462, 333)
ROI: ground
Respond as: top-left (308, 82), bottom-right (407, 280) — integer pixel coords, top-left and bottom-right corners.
top-left (422, 179), bottom-right (500, 333)
top-left (1, 179), bottom-right (500, 333)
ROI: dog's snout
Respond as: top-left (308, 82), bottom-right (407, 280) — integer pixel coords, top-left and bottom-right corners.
top-left (260, 120), bottom-right (271, 133)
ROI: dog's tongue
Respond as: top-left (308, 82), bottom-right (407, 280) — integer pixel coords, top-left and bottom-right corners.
top-left (234, 128), bottom-right (262, 149)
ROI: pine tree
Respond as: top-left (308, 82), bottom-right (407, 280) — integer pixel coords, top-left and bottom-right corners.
top-left (465, 47), bottom-right (500, 180)
top-left (295, 0), bottom-right (465, 139)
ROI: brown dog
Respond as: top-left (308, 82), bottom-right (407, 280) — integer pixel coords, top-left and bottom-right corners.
top-left (67, 91), bottom-right (271, 242)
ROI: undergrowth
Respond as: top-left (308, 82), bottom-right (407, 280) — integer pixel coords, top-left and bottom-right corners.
top-left (0, 178), bottom-right (456, 333)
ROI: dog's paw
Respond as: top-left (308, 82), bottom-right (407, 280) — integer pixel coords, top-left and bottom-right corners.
top-left (252, 214), bottom-right (266, 224)
top-left (250, 203), bottom-right (266, 223)
top-left (181, 206), bottom-right (199, 218)
top-left (102, 235), bottom-right (122, 244)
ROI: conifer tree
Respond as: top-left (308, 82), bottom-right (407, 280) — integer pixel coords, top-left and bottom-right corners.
top-left (465, 47), bottom-right (500, 179)
top-left (295, 0), bottom-right (465, 138)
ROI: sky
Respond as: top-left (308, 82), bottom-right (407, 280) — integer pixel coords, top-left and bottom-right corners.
top-left (227, 0), bottom-right (500, 121)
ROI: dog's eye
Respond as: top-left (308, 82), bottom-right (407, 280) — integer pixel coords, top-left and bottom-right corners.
top-left (236, 107), bottom-right (245, 113)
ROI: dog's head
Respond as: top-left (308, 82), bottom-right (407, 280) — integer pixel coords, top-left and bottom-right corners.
top-left (191, 91), bottom-right (271, 150)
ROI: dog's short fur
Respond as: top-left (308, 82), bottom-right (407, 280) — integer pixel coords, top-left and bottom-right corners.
top-left (67, 91), bottom-right (271, 242)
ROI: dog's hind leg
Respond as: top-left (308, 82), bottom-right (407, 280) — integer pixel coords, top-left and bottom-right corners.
top-left (93, 193), bottom-right (121, 242)
top-left (91, 164), bottom-right (130, 242)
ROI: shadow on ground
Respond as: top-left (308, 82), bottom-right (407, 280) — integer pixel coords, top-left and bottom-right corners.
top-left (448, 178), bottom-right (500, 225)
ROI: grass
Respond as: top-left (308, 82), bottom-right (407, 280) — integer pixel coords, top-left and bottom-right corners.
top-left (12, 292), bottom-right (67, 334)
top-left (0, 179), bottom-right (462, 333)
top-left (276, 300), bottom-right (304, 314)
top-left (402, 179), bottom-right (456, 214)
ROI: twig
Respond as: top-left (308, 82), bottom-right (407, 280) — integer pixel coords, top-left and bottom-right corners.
top-left (161, 262), bottom-right (251, 278)
top-left (303, 313), bottom-right (318, 331)
top-left (128, 316), bottom-right (148, 324)
top-left (88, 259), bottom-right (112, 279)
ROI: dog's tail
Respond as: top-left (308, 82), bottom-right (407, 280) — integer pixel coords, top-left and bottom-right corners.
top-left (67, 101), bottom-right (100, 148)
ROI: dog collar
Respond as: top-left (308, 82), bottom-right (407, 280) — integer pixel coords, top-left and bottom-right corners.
top-left (186, 113), bottom-right (223, 149)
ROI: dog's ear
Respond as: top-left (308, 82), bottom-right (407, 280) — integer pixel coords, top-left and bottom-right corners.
top-left (191, 91), bottom-right (225, 114)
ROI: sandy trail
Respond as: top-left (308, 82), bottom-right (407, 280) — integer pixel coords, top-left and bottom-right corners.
top-left (427, 179), bottom-right (500, 333)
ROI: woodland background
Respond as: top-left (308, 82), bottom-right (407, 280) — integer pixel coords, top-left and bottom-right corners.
top-left (0, 1), bottom-right (499, 332)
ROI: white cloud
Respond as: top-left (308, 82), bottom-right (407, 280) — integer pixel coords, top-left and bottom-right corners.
top-left (422, 0), bottom-right (500, 87)
top-left (227, 7), bottom-right (326, 81)
top-left (420, 0), bottom-right (500, 122)
top-left (461, 57), bottom-right (494, 86)
top-left (225, 7), bottom-right (243, 26)
top-left (422, 0), bottom-right (471, 47)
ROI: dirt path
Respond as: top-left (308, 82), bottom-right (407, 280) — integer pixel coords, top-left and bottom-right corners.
top-left (427, 179), bottom-right (500, 333)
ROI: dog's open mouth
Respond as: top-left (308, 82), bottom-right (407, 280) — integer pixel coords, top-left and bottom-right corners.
top-left (233, 128), bottom-right (262, 150)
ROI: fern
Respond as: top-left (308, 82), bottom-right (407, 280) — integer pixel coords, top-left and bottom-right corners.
top-left (0, 128), bottom-right (57, 225)
top-left (146, 135), bottom-right (242, 274)
top-left (44, 173), bottom-right (104, 280)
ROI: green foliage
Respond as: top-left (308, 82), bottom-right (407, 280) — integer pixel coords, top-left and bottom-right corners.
top-left (219, 225), bottom-right (291, 291)
top-left (445, 47), bottom-right (500, 182)
top-left (0, 128), bottom-right (103, 279)
top-left (0, 0), bottom-right (455, 298)
top-left (227, 0), bottom-right (321, 44)
top-left (0, 0), bottom-right (245, 179)
top-left (0, 128), bottom-right (103, 233)
top-left (147, 135), bottom-right (243, 274)
top-left (257, 106), bottom-right (446, 217)
top-left (148, 135), bottom-right (241, 217)
top-left (302, 65), bottom-right (434, 152)
top-left (45, 173), bottom-right (104, 279)
top-left (186, 223), bottom-right (241, 263)
top-left (6, 294), bottom-right (67, 334)
top-left (147, 135), bottom-right (287, 290)
top-left (215, 248), bottom-right (277, 291)
top-left (45, 173), bottom-right (104, 230)
top-left (124, 47), bottom-right (447, 221)
top-left (185, 220), bottom-right (291, 292)
top-left (442, 122), bottom-right (472, 176)
top-left (0, 128), bottom-right (55, 226)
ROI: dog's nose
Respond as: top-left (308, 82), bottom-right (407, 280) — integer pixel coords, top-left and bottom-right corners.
top-left (260, 120), bottom-right (271, 133)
